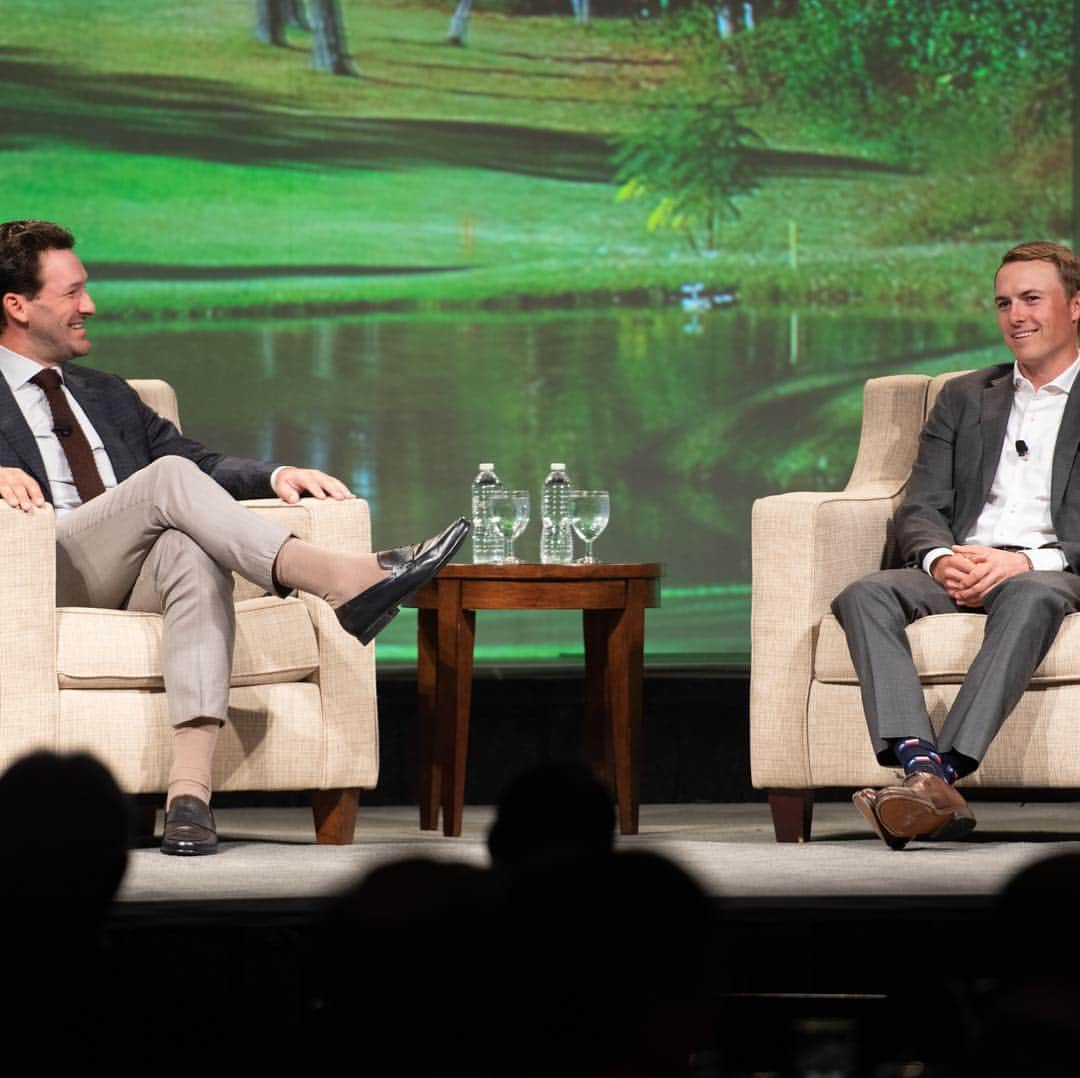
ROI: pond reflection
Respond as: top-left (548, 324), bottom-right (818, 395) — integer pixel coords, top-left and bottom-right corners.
top-left (91, 304), bottom-right (1001, 664)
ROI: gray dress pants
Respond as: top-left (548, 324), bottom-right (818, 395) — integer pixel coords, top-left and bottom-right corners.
top-left (831, 567), bottom-right (1080, 766)
top-left (54, 456), bottom-right (291, 727)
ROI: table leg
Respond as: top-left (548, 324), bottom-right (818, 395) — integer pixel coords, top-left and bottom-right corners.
top-left (417, 606), bottom-right (440, 831)
top-left (583, 609), bottom-right (614, 790)
top-left (437, 580), bottom-right (475, 837)
top-left (605, 580), bottom-right (647, 835)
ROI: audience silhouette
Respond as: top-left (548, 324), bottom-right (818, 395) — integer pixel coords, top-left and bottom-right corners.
top-left (310, 762), bottom-right (717, 1076)
top-left (0, 751), bottom-right (131, 1061)
top-left (487, 760), bottom-right (616, 871)
top-left (960, 851), bottom-right (1080, 1076)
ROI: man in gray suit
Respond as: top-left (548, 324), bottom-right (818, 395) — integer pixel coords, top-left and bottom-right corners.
top-left (0, 220), bottom-right (468, 854)
top-left (832, 242), bottom-right (1080, 849)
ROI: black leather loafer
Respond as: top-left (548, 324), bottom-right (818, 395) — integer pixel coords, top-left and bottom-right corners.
top-left (337, 517), bottom-right (470, 645)
top-left (161, 795), bottom-right (219, 856)
top-left (376, 534), bottom-right (448, 608)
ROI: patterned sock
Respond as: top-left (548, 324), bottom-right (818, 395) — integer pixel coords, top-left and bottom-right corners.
top-left (890, 737), bottom-right (948, 782)
top-left (940, 750), bottom-right (977, 784)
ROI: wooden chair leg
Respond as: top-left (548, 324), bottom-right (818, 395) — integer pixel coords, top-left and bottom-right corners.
top-left (768, 789), bottom-right (814, 843)
top-left (311, 788), bottom-right (360, 845)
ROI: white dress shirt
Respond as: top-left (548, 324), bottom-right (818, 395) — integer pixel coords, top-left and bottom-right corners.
top-left (923, 354), bottom-right (1080, 574)
top-left (0, 345), bottom-right (118, 517)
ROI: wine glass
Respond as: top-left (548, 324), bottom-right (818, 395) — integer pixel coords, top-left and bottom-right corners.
top-left (488, 490), bottom-right (530, 564)
top-left (570, 490), bottom-right (610, 564)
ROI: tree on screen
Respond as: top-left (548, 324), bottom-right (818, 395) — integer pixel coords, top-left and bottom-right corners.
top-left (254, 0), bottom-right (287, 46)
top-left (615, 93), bottom-right (763, 253)
top-left (253, 0), bottom-right (357, 76)
top-left (286, 0), bottom-right (312, 29)
top-left (310, 0), bottom-right (358, 75)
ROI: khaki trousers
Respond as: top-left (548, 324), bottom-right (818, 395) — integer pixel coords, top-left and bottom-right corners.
top-left (55, 456), bottom-right (291, 727)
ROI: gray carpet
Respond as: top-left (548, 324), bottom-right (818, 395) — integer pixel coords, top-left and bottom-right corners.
top-left (117, 802), bottom-right (1080, 904)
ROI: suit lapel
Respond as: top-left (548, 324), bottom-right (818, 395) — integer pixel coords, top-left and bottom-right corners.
top-left (1051, 382), bottom-right (1080, 513)
top-left (62, 366), bottom-right (134, 482)
top-left (0, 374), bottom-right (51, 499)
top-left (978, 371), bottom-right (1013, 506)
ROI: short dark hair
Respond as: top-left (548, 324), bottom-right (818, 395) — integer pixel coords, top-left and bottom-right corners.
top-left (999, 241), bottom-right (1080, 299)
top-left (0, 219), bottom-right (76, 299)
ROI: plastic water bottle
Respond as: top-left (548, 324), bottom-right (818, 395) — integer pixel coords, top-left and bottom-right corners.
top-left (471, 463), bottom-right (503, 563)
top-left (540, 463), bottom-right (574, 564)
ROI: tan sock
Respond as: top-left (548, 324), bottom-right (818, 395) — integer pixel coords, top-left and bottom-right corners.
top-left (273, 538), bottom-right (388, 608)
top-left (167, 718), bottom-right (222, 808)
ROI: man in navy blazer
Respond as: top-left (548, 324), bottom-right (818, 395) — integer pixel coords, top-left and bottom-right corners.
top-left (0, 220), bottom-right (468, 855)
top-left (832, 242), bottom-right (1080, 848)
top-left (0, 360), bottom-right (281, 502)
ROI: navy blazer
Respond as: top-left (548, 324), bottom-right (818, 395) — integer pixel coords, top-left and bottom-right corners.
top-left (896, 363), bottom-right (1080, 572)
top-left (0, 363), bottom-right (279, 505)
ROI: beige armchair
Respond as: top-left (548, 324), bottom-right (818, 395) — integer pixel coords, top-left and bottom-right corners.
top-left (0, 379), bottom-right (377, 843)
top-left (751, 371), bottom-right (1080, 842)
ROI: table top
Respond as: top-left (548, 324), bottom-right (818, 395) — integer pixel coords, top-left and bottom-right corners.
top-left (412, 561), bottom-right (663, 611)
top-left (430, 562), bottom-right (663, 580)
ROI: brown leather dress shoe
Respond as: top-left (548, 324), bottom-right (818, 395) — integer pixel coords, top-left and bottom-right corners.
top-left (874, 772), bottom-right (976, 842)
top-left (852, 787), bottom-right (910, 850)
top-left (161, 795), bottom-right (219, 856)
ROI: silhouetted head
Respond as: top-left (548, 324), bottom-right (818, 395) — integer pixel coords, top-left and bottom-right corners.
top-left (996, 851), bottom-right (1080, 982)
top-left (503, 850), bottom-right (717, 1076)
top-left (0, 750), bottom-right (130, 930)
top-left (315, 858), bottom-right (505, 1076)
top-left (487, 761), bottom-right (615, 871)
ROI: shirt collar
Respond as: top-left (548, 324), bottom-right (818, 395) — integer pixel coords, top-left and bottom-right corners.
top-left (0, 344), bottom-right (61, 393)
top-left (1013, 353), bottom-right (1080, 395)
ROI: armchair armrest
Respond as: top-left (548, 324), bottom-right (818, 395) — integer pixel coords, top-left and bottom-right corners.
top-left (749, 488), bottom-right (898, 789)
top-left (241, 496), bottom-right (378, 789)
top-left (0, 504), bottom-right (60, 769)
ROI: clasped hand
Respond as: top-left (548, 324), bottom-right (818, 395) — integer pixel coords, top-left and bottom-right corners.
top-left (931, 544), bottom-right (1031, 607)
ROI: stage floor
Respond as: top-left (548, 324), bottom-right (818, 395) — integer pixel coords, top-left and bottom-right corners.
top-left (118, 801), bottom-right (1080, 905)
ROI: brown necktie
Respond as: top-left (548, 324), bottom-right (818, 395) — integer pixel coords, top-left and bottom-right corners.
top-left (31, 368), bottom-right (106, 504)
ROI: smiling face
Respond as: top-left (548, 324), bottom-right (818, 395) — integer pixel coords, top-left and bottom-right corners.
top-left (994, 259), bottom-right (1080, 387)
top-left (2, 247), bottom-right (96, 366)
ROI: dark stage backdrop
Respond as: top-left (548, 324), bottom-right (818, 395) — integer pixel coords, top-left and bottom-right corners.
top-left (3, 0), bottom-right (1076, 665)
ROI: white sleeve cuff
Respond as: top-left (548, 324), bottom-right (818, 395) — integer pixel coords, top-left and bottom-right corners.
top-left (922, 547), bottom-right (953, 575)
top-left (1024, 547), bottom-right (1068, 572)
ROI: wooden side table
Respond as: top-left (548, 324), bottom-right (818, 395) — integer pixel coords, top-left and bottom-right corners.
top-left (411, 563), bottom-right (662, 837)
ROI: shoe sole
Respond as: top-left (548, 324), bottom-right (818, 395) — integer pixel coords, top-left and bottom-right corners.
top-left (357, 605), bottom-right (400, 646)
top-left (875, 793), bottom-right (976, 842)
top-left (160, 839), bottom-right (219, 856)
top-left (917, 813), bottom-right (977, 842)
top-left (852, 790), bottom-right (909, 850)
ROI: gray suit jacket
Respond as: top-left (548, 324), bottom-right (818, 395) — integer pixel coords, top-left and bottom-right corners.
top-left (896, 363), bottom-right (1080, 572)
top-left (0, 362), bottom-right (279, 505)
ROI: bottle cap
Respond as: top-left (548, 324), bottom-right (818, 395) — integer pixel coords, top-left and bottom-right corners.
top-left (550, 463), bottom-right (566, 470)
top-left (479, 463), bottom-right (494, 471)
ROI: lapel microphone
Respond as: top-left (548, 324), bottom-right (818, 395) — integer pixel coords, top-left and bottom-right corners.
top-left (1016, 439), bottom-right (1030, 458)
top-left (53, 424), bottom-right (73, 438)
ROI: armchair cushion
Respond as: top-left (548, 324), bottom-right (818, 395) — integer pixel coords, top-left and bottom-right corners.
top-left (815, 610), bottom-right (1080, 685)
top-left (56, 596), bottom-right (318, 690)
